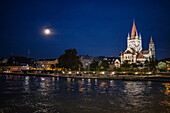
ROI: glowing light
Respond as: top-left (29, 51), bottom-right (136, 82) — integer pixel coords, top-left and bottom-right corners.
top-left (147, 72), bottom-right (152, 74)
top-left (82, 78), bottom-right (84, 82)
top-left (101, 71), bottom-right (105, 74)
top-left (100, 82), bottom-right (107, 87)
top-left (44, 29), bottom-right (51, 35)
top-left (111, 72), bottom-right (115, 75)
top-left (41, 77), bottom-right (45, 81)
top-left (162, 83), bottom-right (170, 95)
top-left (67, 78), bottom-right (71, 83)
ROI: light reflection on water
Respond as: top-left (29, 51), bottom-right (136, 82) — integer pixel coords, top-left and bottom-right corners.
top-left (161, 83), bottom-right (170, 108)
top-left (0, 75), bottom-right (170, 113)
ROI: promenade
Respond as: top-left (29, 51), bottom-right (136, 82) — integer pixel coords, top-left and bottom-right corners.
top-left (0, 71), bottom-right (170, 82)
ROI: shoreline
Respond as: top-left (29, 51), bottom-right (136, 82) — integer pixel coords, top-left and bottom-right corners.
top-left (0, 72), bottom-right (170, 82)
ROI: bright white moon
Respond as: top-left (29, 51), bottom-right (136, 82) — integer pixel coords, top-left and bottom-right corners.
top-left (44, 29), bottom-right (51, 35)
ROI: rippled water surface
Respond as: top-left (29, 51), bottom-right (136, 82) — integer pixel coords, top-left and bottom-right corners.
top-left (0, 75), bottom-right (170, 113)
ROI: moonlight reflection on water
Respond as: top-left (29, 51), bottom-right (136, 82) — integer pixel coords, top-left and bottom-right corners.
top-left (0, 75), bottom-right (170, 113)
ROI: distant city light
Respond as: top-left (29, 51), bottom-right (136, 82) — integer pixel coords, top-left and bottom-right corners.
top-left (101, 71), bottom-right (105, 74)
top-left (111, 72), bottom-right (115, 75)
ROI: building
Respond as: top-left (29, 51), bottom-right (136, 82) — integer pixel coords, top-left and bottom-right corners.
top-left (37, 58), bottom-right (58, 70)
top-left (80, 55), bottom-right (121, 69)
top-left (0, 59), bottom-right (8, 64)
top-left (6, 56), bottom-right (36, 66)
top-left (80, 55), bottom-right (93, 68)
top-left (120, 21), bottom-right (155, 64)
top-left (0, 56), bottom-right (36, 72)
top-left (103, 57), bottom-right (121, 68)
top-left (93, 56), bottom-right (105, 63)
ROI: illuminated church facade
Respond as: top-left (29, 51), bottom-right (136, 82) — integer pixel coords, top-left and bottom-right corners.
top-left (120, 21), bottom-right (155, 64)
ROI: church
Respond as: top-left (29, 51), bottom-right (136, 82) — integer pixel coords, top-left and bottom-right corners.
top-left (120, 21), bottom-right (155, 64)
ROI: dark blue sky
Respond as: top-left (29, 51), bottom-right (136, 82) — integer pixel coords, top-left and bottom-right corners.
top-left (0, 0), bottom-right (170, 60)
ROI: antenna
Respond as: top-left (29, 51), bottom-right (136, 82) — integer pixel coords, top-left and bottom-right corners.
top-left (28, 49), bottom-right (30, 58)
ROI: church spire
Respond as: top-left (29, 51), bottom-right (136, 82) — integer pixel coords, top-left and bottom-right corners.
top-left (131, 20), bottom-right (138, 39)
top-left (139, 33), bottom-right (142, 39)
top-left (127, 32), bottom-right (130, 39)
top-left (149, 36), bottom-right (155, 59)
top-left (150, 36), bottom-right (154, 44)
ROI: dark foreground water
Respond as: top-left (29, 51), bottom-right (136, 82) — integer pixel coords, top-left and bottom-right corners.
top-left (0, 75), bottom-right (170, 113)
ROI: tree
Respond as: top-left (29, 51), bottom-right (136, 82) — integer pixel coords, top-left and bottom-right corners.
top-left (50, 64), bottom-right (55, 69)
top-left (90, 60), bottom-right (99, 71)
top-left (58, 49), bottom-right (82, 71)
top-left (145, 58), bottom-right (157, 71)
top-left (157, 62), bottom-right (167, 71)
top-left (99, 60), bottom-right (109, 71)
top-left (121, 61), bottom-right (130, 68)
top-left (131, 63), bottom-right (138, 68)
top-left (56, 63), bottom-right (63, 68)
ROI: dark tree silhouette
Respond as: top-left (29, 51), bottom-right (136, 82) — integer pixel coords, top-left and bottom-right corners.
top-left (58, 49), bottom-right (82, 71)
top-left (99, 60), bottom-right (109, 71)
top-left (90, 60), bottom-right (99, 71)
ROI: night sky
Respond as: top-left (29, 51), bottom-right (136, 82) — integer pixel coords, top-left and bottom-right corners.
top-left (1, 0), bottom-right (170, 60)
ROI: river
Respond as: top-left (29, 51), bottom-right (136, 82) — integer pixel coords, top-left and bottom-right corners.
top-left (0, 75), bottom-right (170, 113)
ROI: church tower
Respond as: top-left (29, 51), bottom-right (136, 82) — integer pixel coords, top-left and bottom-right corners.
top-left (120, 21), bottom-right (156, 64)
top-left (149, 37), bottom-right (155, 59)
top-left (126, 21), bottom-right (142, 53)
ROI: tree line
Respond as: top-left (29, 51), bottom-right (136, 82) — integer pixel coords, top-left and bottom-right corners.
top-left (53, 49), bottom-right (168, 72)
top-left (54, 49), bottom-right (109, 71)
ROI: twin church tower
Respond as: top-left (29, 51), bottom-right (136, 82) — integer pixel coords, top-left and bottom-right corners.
top-left (120, 21), bottom-right (155, 64)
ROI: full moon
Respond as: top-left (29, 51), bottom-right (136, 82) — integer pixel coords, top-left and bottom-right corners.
top-left (44, 29), bottom-right (51, 35)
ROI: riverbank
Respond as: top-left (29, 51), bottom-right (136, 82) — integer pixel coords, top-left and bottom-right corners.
top-left (0, 72), bottom-right (170, 82)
